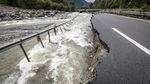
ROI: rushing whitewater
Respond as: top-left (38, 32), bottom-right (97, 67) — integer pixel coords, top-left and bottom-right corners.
top-left (3, 13), bottom-right (105, 84)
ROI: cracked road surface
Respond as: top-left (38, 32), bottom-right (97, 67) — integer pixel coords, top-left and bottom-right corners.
top-left (91, 13), bottom-right (150, 84)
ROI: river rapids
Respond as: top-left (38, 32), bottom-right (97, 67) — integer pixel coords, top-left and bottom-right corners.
top-left (2, 13), bottom-right (105, 84)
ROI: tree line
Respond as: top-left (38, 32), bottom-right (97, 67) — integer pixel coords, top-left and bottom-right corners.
top-left (93, 0), bottom-right (150, 11)
top-left (0, 0), bottom-right (75, 11)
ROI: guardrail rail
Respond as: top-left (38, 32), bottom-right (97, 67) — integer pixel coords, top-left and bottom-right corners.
top-left (0, 14), bottom-right (78, 62)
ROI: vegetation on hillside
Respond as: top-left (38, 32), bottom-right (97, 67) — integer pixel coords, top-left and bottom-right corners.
top-left (0, 0), bottom-right (75, 11)
top-left (93, 0), bottom-right (150, 11)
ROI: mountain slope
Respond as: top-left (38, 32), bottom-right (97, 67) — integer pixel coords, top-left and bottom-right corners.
top-left (73, 0), bottom-right (89, 8)
top-left (94, 0), bottom-right (150, 9)
top-left (0, 0), bottom-right (90, 10)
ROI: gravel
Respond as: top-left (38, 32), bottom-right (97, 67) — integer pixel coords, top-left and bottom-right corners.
top-left (0, 5), bottom-right (60, 21)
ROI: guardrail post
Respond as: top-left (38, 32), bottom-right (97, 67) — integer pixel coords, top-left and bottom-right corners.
top-left (47, 30), bottom-right (51, 43)
top-left (54, 28), bottom-right (57, 35)
top-left (20, 43), bottom-right (30, 62)
top-left (37, 35), bottom-right (44, 48)
top-left (0, 15), bottom-right (79, 63)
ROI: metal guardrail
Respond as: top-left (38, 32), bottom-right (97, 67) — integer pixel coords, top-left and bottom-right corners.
top-left (79, 9), bottom-right (150, 19)
top-left (0, 14), bottom-right (78, 62)
top-left (99, 10), bottom-right (150, 19)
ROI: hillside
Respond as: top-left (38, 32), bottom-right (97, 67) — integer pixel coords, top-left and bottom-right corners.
top-left (94, 0), bottom-right (150, 11)
top-left (0, 0), bottom-right (89, 11)
top-left (74, 0), bottom-right (89, 8)
top-left (0, 0), bottom-right (75, 11)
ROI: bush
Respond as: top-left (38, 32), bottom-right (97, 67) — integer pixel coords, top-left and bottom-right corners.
top-left (141, 5), bottom-right (150, 12)
top-left (0, 0), bottom-right (7, 4)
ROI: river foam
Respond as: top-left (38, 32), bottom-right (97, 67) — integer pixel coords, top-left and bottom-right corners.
top-left (3, 13), bottom-right (104, 84)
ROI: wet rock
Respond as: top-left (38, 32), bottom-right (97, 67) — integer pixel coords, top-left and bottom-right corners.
top-left (0, 5), bottom-right (59, 21)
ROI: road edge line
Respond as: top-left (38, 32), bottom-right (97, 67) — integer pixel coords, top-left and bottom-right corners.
top-left (112, 28), bottom-right (150, 55)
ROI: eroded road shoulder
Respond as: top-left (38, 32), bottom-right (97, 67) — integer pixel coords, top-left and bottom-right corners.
top-left (91, 13), bottom-right (150, 84)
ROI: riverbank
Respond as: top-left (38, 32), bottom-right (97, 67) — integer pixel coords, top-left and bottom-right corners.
top-left (0, 5), bottom-right (65, 22)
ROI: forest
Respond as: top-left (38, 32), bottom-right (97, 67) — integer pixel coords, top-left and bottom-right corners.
top-left (0, 0), bottom-right (75, 11)
top-left (0, 0), bottom-right (150, 11)
top-left (93, 0), bottom-right (150, 11)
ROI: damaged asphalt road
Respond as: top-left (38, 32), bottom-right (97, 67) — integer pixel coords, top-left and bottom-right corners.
top-left (91, 13), bottom-right (150, 84)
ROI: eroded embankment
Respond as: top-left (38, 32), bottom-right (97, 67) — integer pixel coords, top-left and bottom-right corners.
top-left (3, 13), bottom-right (107, 84)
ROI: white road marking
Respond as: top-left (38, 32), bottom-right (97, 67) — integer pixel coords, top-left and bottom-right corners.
top-left (112, 28), bottom-right (150, 55)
